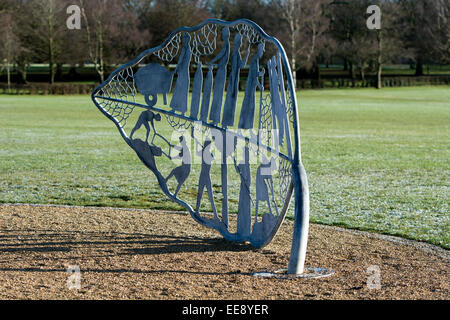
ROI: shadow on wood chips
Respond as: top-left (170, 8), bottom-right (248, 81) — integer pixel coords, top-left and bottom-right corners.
top-left (0, 204), bottom-right (448, 300)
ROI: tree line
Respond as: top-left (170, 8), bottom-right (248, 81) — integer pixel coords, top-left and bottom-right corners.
top-left (0, 0), bottom-right (448, 89)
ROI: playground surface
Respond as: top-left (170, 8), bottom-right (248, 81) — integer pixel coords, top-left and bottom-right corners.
top-left (0, 204), bottom-right (447, 300)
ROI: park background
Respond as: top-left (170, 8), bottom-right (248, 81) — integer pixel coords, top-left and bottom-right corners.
top-left (0, 0), bottom-right (449, 251)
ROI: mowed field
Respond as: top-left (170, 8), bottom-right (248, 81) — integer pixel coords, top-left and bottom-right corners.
top-left (0, 87), bottom-right (448, 248)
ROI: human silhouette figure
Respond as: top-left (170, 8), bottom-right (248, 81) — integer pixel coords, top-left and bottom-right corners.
top-left (195, 138), bottom-right (218, 220)
top-left (130, 139), bottom-right (163, 173)
top-left (234, 142), bottom-right (252, 237)
top-left (222, 33), bottom-right (250, 128)
top-left (170, 33), bottom-right (192, 114)
top-left (238, 42), bottom-right (265, 130)
top-left (190, 62), bottom-right (203, 119)
top-left (208, 27), bottom-right (230, 125)
top-left (200, 65), bottom-right (213, 122)
top-left (165, 136), bottom-right (191, 197)
top-left (255, 155), bottom-right (277, 222)
top-left (129, 110), bottom-right (162, 143)
top-left (268, 56), bottom-right (286, 146)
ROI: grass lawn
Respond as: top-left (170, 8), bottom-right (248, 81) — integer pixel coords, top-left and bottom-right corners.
top-left (0, 86), bottom-right (448, 248)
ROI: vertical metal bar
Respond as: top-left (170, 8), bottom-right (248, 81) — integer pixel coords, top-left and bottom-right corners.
top-left (287, 162), bottom-right (310, 274)
top-left (221, 130), bottom-right (228, 227)
top-left (275, 41), bottom-right (310, 275)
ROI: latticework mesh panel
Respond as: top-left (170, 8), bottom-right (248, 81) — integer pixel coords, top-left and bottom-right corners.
top-left (285, 88), bottom-right (295, 125)
top-left (153, 33), bottom-right (182, 63)
top-left (192, 24), bottom-right (218, 62)
top-left (165, 114), bottom-right (193, 132)
top-left (278, 157), bottom-right (292, 205)
top-left (92, 20), bottom-right (300, 248)
top-left (259, 93), bottom-right (273, 145)
top-left (96, 67), bottom-right (137, 128)
top-left (235, 23), bottom-right (265, 45)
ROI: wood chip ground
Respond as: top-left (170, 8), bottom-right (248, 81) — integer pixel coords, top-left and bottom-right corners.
top-left (0, 204), bottom-right (448, 300)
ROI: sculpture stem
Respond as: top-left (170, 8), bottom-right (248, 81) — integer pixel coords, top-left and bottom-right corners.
top-left (287, 161), bottom-right (310, 274)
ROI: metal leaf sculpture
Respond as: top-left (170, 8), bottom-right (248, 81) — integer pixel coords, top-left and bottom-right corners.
top-left (92, 19), bottom-right (311, 275)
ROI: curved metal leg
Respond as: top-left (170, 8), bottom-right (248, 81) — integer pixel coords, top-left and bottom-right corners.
top-left (287, 162), bottom-right (310, 275)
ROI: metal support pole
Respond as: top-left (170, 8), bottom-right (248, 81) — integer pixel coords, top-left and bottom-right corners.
top-left (287, 161), bottom-right (310, 274)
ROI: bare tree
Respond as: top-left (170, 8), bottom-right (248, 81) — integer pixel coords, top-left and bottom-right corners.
top-left (398, 0), bottom-right (449, 76)
top-left (328, 0), bottom-right (366, 79)
top-left (140, 0), bottom-right (211, 49)
top-left (328, 0), bottom-right (407, 88)
top-left (217, 0), bottom-right (272, 26)
top-left (0, 12), bottom-right (20, 92)
top-left (373, 1), bottom-right (407, 88)
top-left (274, 0), bottom-right (329, 86)
top-left (328, 0), bottom-right (377, 81)
top-left (79, 0), bottom-right (150, 82)
top-left (5, 0), bottom-right (32, 84)
top-left (21, 0), bottom-right (67, 84)
top-left (274, 0), bottom-right (300, 86)
top-left (423, 0), bottom-right (450, 65)
top-left (79, 0), bottom-right (107, 83)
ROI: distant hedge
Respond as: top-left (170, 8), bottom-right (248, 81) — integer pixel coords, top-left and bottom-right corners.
top-left (297, 75), bottom-right (450, 89)
top-left (0, 83), bottom-right (97, 95)
top-left (0, 75), bottom-right (449, 95)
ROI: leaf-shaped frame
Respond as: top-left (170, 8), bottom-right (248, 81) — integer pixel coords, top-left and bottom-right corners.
top-left (92, 19), bottom-right (309, 273)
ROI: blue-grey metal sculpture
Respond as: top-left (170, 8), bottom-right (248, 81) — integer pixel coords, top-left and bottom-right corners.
top-left (91, 19), bottom-right (323, 276)
top-left (135, 63), bottom-right (173, 107)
